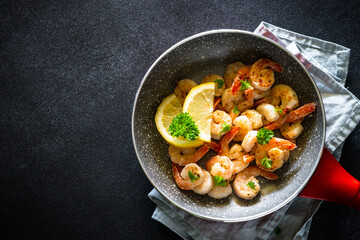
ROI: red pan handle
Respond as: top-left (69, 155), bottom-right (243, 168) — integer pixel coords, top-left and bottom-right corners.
top-left (299, 148), bottom-right (360, 210)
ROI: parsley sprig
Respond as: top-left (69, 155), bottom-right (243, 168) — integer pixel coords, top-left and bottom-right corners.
top-left (240, 79), bottom-right (251, 91)
top-left (214, 79), bottom-right (225, 89)
top-left (246, 181), bottom-right (256, 190)
top-left (275, 107), bottom-right (283, 114)
top-left (232, 104), bottom-right (240, 114)
top-left (219, 122), bottom-right (231, 136)
top-left (256, 128), bottom-right (274, 145)
top-left (261, 157), bottom-right (273, 169)
top-left (213, 176), bottom-right (227, 187)
top-left (188, 171), bottom-right (199, 182)
top-left (168, 112), bottom-right (200, 140)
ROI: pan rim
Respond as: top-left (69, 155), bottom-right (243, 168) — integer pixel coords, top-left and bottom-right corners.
top-left (131, 29), bottom-right (326, 222)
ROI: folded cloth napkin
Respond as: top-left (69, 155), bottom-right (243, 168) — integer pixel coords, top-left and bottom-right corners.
top-left (148, 22), bottom-right (360, 240)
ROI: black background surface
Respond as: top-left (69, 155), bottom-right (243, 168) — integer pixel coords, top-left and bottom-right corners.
top-left (1, 0), bottom-right (359, 239)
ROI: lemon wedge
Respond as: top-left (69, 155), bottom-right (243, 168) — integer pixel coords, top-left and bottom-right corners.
top-left (155, 94), bottom-right (204, 148)
top-left (183, 82), bottom-right (215, 142)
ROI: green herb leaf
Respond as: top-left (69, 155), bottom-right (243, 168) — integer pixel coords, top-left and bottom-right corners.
top-left (275, 107), bottom-right (283, 114)
top-left (246, 181), bottom-right (256, 190)
top-left (214, 79), bottom-right (225, 89)
top-left (261, 157), bottom-right (273, 169)
top-left (274, 227), bottom-right (282, 235)
top-left (232, 104), bottom-right (240, 114)
top-left (219, 122), bottom-right (231, 136)
top-left (240, 79), bottom-right (251, 91)
top-left (168, 112), bottom-right (200, 140)
top-left (213, 175), bottom-right (227, 187)
top-left (188, 171), bottom-right (199, 182)
top-left (256, 128), bottom-right (274, 145)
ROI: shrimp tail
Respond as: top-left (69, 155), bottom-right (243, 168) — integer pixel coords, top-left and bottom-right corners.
top-left (219, 126), bottom-right (240, 156)
top-left (206, 141), bottom-right (221, 153)
top-left (243, 154), bottom-right (255, 163)
top-left (214, 97), bottom-right (221, 109)
top-left (172, 163), bottom-right (192, 190)
top-left (286, 102), bottom-right (316, 123)
top-left (261, 170), bottom-right (279, 180)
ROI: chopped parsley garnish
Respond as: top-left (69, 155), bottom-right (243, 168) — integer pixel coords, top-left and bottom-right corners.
top-left (256, 128), bottom-right (274, 145)
top-left (168, 112), bottom-right (200, 140)
top-left (219, 122), bottom-right (231, 136)
top-left (246, 181), bottom-right (256, 190)
top-left (214, 79), bottom-right (225, 89)
top-left (261, 157), bottom-right (273, 169)
top-left (213, 176), bottom-right (227, 187)
top-left (240, 79), bottom-right (251, 91)
top-left (274, 227), bottom-right (282, 235)
top-left (188, 171), bottom-right (199, 182)
top-left (275, 107), bottom-right (283, 114)
top-left (232, 104), bottom-right (240, 114)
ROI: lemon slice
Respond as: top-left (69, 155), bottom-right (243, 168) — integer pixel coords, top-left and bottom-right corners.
top-left (183, 82), bottom-right (215, 142)
top-left (155, 94), bottom-right (204, 148)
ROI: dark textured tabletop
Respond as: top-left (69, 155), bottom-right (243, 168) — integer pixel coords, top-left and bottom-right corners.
top-left (1, 0), bottom-right (359, 239)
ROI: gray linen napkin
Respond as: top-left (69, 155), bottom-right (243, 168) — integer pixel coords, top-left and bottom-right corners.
top-left (148, 22), bottom-right (360, 240)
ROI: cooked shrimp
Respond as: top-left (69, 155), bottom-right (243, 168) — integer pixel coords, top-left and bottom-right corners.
top-left (270, 84), bottom-right (299, 112)
top-left (241, 130), bottom-right (258, 152)
top-left (250, 59), bottom-right (283, 91)
top-left (265, 102), bottom-right (316, 130)
top-left (230, 66), bottom-right (251, 95)
top-left (256, 103), bottom-right (280, 123)
top-left (280, 120), bottom-right (304, 140)
top-left (221, 88), bottom-right (244, 113)
top-left (168, 144), bottom-right (210, 166)
top-left (224, 62), bottom-right (245, 88)
top-left (172, 163), bottom-right (204, 190)
top-left (219, 126), bottom-right (239, 157)
top-left (254, 138), bottom-right (296, 172)
top-left (232, 86), bottom-right (254, 115)
top-left (228, 144), bottom-right (250, 174)
top-left (208, 184), bottom-right (233, 199)
top-left (211, 110), bottom-right (232, 140)
top-left (193, 170), bottom-right (214, 195)
top-left (201, 74), bottom-right (226, 97)
top-left (233, 116), bottom-right (252, 141)
top-left (233, 166), bottom-right (279, 200)
top-left (253, 88), bottom-right (270, 100)
top-left (241, 109), bottom-right (263, 129)
top-left (206, 155), bottom-right (234, 180)
top-left (174, 79), bottom-right (198, 105)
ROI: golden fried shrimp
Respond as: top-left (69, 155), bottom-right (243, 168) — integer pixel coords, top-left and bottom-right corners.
top-left (250, 58), bottom-right (283, 91)
top-left (265, 102), bottom-right (316, 130)
top-left (206, 155), bottom-right (234, 180)
top-left (241, 130), bottom-right (258, 153)
top-left (221, 88), bottom-right (244, 113)
top-left (174, 79), bottom-right (198, 105)
top-left (233, 166), bottom-right (279, 200)
top-left (168, 144), bottom-right (210, 166)
top-left (254, 138), bottom-right (296, 172)
top-left (230, 65), bottom-right (251, 95)
top-left (253, 88), bottom-right (270, 100)
top-left (228, 144), bottom-right (250, 175)
top-left (208, 184), bottom-right (233, 199)
top-left (270, 84), bottom-right (299, 112)
top-left (193, 170), bottom-right (214, 195)
top-left (224, 62), bottom-right (245, 88)
top-left (280, 120), bottom-right (304, 140)
top-left (211, 110), bottom-right (232, 140)
top-left (201, 74), bottom-right (226, 97)
top-left (256, 103), bottom-right (280, 123)
top-left (232, 115), bottom-right (252, 141)
top-left (241, 109), bottom-right (263, 129)
top-left (172, 163), bottom-right (204, 190)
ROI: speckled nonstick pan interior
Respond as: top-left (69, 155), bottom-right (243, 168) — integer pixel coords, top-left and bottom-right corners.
top-left (132, 30), bottom-right (325, 222)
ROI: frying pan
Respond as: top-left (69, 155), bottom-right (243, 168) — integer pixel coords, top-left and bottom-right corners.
top-left (132, 30), bottom-right (360, 222)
